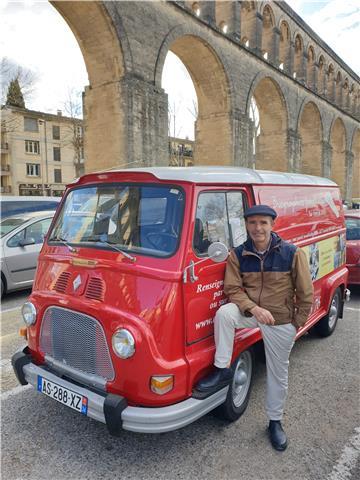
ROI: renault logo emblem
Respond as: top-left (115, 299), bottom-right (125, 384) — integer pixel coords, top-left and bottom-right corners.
top-left (73, 274), bottom-right (82, 291)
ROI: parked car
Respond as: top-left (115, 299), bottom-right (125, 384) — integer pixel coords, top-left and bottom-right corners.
top-left (1, 195), bottom-right (61, 219)
top-left (0, 211), bottom-right (55, 297)
top-left (345, 210), bottom-right (360, 285)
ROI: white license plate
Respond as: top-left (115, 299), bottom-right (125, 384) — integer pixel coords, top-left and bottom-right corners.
top-left (37, 376), bottom-right (88, 415)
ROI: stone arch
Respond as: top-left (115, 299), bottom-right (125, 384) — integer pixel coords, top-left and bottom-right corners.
top-left (330, 118), bottom-right (347, 197)
top-left (298, 102), bottom-right (323, 177)
top-left (247, 76), bottom-right (288, 171)
top-left (241, 2), bottom-right (257, 49)
top-left (278, 20), bottom-right (291, 72)
top-left (50, 1), bottom-right (131, 172)
top-left (318, 55), bottom-right (325, 94)
top-left (351, 129), bottom-right (360, 198)
top-left (307, 45), bottom-right (316, 89)
top-left (155, 28), bottom-right (234, 165)
top-left (261, 4), bottom-right (275, 61)
top-left (293, 33), bottom-right (304, 79)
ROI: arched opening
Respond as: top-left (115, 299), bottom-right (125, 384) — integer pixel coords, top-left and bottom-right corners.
top-left (261, 5), bottom-right (275, 61)
top-left (299, 102), bottom-right (322, 176)
top-left (241, 2), bottom-right (256, 49)
top-left (164, 35), bottom-right (232, 165)
top-left (50, 1), bottom-right (126, 172)
top-left (162, 52), bottom-right (197, 166)
top-left (318, 55), bottom-right (325, 94)
top-left (327, 64), bottom-right (335, 101)
top-left (279, 21), bottom-right (290, 72)
top-left (251, 77), bottom-right (288, 171)
top-left (330, 118), bottom-right (346, 198)
top-left (306, 46), bottom-right (315, 89)
top-left (351, 129), bottom-right (360, 199)
top-left (293, 34), bottom-right (304, 79)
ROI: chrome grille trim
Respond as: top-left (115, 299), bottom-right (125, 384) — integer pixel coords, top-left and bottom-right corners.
top-left (40, 306), bottom-right (115, 388)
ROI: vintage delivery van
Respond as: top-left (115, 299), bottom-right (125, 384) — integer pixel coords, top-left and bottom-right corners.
top-left (12, 167), bottom-right (349, 434)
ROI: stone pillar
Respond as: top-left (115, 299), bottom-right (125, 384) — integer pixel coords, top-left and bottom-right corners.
top-left (253, 12), bottom-right (263, 56)
top-left (120, 75), bottom-right (168, 167)
top-left (312, 62), bottom-right (319, 93)
top-left (229, 1), bottom-right (241, 41)
top-left (201, 1), bottom-right (216, 25)
top-left (287, 129), bottom-right (301, 172)
top-left (271, 27), bottom-right (280, 67)
top-left (322, 141), bottom-right (333, 178)
top-left (345, 150), bottom-right (354, 203)
top-left (300, 51), bottom-right (307, 84)
top-left (288, 41), bottom-right (295, 75)
top-left (233, 112), bottom-right (255, 168)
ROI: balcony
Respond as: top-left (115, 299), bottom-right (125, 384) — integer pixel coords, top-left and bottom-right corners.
top-left (1, 142), bottom-right (9, 153)
top-left (0, 164), bottom-right (11, 175)
top-left (0, 186), bottom-right (12, 193)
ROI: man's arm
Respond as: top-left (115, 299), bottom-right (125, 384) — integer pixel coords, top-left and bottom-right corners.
top-left (292, 248), bottom-right (314, 328)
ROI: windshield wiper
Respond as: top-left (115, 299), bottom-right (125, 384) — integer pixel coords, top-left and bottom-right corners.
top-left (49, 235), bottom-right (76, 252)
top-left (84, 234), bottom-right (136, 262)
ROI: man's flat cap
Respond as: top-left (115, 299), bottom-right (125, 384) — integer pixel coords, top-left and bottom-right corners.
top-left (244, 205), bottom-right (277, 219)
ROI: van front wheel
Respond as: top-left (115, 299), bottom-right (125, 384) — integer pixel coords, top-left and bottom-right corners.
top-left (314, 288), bottom-right (341, 337)
top-left (215, 348), bottom-right (254, 422)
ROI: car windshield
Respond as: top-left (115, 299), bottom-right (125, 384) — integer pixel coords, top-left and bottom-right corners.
top-left (49, 184), bottom-right (185, 257)
top-left (346, 217), bottom-right (360, 240)
top-left (0, 217), bottom-right (28, 237)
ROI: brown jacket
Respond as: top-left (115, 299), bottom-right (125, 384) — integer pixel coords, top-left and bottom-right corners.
top-left (224, 233), bottom-right (314, 327)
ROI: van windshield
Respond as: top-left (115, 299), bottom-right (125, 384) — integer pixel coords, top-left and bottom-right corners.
top-left (49, 184), bottom-right (185, 257)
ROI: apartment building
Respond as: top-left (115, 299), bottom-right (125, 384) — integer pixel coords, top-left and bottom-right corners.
top-left (1, 105), bottom-right (84, 196)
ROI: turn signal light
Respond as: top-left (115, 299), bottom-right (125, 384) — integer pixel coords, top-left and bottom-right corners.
top-left (150, 375), bottom-right (174, 395)
top-left (19, 327), bottom-right (27, 339)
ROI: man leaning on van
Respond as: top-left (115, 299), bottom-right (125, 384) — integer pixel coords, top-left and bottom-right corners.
top-left (197, 204), bottom-right (314, 451)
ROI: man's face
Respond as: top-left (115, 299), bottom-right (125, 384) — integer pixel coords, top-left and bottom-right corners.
top-left (245, 215), bottom-right (274, 246)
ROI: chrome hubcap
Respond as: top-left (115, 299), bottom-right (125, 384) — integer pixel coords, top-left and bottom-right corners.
top-left (328, 295), bottom-right (339, 329)
top-left (232, 351), bottom-right (252, 408)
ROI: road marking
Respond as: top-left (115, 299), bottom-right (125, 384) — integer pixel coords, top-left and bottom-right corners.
top-left (344, 307), bottom-right (359, 312)
top-left (327, 427), bottom-right (360, 480)
top-left (1, 306), bottom-right (22, 313)
top-left (0, 384), bottom-right (31, 401)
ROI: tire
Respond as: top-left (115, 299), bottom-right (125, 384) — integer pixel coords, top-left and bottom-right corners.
top-left (314, 288), bottom-right (341, 337)
top-left (1, 277), bottom-right (4, 299)
top-left (215, 348), bottom-right (254, 422)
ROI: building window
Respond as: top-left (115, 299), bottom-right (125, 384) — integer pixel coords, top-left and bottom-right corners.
top-left (53, 146), bottom-right (61, 161)
top-left (26, 163), bottom-right (41, 177)
top-left (54, 168), bottom-right (62, 183)
top-left (25, 140), bottom-right (40, 154)
top-left (24, 117), bottom-right (39, 132)
top-left (52, 125), bottom-right (60, 140)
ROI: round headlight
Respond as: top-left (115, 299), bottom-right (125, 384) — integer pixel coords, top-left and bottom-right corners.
top-left (22, 302), bottom-right (37, 326)
top-left (112, 329), bottom-right (135, 359)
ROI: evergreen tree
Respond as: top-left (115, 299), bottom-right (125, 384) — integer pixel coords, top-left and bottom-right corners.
top-left (6, 78), bottom-right (25, 108)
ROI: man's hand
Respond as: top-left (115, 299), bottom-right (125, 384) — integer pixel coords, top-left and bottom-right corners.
top-left (250, 306), bottom-right (275, 325)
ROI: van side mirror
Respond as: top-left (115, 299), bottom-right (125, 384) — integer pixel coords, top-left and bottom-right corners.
top-left (183, 242), bottom-right (229, 283)
top-left (18, 237), bottom-right (36, 247)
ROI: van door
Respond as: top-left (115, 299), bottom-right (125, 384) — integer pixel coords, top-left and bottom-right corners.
top-left (183, 189), bottom-right (249, 344)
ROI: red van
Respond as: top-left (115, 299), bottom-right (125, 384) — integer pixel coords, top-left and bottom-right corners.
top-left (12, 167), bottom-right (349, 434)
top-left (345, 210), bottom-right (360, 285)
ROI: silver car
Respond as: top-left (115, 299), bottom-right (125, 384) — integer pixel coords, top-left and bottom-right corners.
top-left (0, 211), bottom-right (55, 297)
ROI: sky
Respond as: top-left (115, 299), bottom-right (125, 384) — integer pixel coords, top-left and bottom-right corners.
top-left (1, 0), bottom-right (359, 140)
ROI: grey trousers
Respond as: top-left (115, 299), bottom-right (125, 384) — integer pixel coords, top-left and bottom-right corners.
top-left (214, 303), bottom-right (297, 421)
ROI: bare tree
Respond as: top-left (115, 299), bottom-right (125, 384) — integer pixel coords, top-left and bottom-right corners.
top-left (61, 88), bottom-right (84, 177)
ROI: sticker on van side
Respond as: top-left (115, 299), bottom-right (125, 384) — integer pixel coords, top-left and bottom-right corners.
top-left (302, 233), bottom-right (346, 281)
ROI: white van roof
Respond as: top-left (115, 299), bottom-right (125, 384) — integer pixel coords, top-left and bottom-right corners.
top-left (105, 166), bottom-right (337, 186)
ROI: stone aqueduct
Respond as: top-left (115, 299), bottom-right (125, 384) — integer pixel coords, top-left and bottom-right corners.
top-left (51, 1), bottom-right (360, 201)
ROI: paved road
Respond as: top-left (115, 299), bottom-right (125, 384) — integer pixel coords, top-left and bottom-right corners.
top-left (1, 287), bottom-right (359, 480)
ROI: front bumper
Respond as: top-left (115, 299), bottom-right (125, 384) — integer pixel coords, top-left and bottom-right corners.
top-left (12, 348), bottom-right (228, 434)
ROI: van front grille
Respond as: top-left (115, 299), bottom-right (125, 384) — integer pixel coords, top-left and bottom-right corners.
top-left (53, 272), bottom-right (71, 293)
top-left (39, 306), bottom-right (114, 382)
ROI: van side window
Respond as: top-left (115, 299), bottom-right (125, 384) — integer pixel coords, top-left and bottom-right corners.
top-left (194, 191), bottom-right (247, 255)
